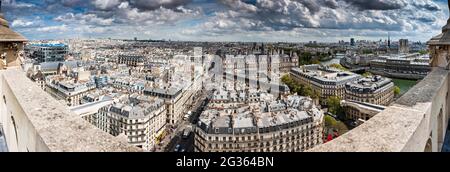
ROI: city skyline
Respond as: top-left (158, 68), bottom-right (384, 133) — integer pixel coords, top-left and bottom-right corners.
top-left (2, 0), bottom-right (449, 42)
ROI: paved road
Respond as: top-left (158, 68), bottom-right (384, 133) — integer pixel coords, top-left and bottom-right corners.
top-left (162, 66), bottom-right (216, 152)
top-left (165, 130), bottom-right (195, 152)
top-left (163, 86), bottom-right (212, 152)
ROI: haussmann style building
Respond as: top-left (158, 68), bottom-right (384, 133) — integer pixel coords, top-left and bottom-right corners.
top-left (342, 75), bottom-right (394, 121)
top-left (194, 94), bottom-right (324, 152)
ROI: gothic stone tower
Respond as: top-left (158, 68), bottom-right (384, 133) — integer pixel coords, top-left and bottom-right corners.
top-left (0, 1), bottom-right (27, 69)
top-left (428, 0), bottom-right (450, 68)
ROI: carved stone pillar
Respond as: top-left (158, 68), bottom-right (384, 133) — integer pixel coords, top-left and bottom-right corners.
top-left (428, 0), bottom-right (450, 69)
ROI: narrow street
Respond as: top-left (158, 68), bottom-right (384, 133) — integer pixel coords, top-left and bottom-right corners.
top-left (161, 86), bottom-right (212, 152)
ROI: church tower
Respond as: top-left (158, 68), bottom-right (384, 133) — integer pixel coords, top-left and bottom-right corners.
top-left (428, 0), bottom-right (450, 68)
top-left (0, 0), bottom-right (27, 69)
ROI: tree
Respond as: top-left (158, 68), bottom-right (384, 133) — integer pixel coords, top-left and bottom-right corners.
top-left (362, 72), bottom-right (372, 77)
top-left (329, 63), bottom-right (349, 71)
top-left (327, 96), bottom-right (342, 115)
top-left (311, 90), bottom-right (320, 100)
top-left (303, 85), bottom-right (314, 97)
top-left (311, 59), bottom-right (321, 64)
top-left (323, 115), bottom-right (349, 136)
top-left (335, 121), bottom-right (349, 135)
top-left (324, 116), bottom-right (337, 128)
top-left (394, 86), bottom-right (401, 96)
top-left (362, 49), bottom-right (373, 54)
top-left (281, 75), bottom-right (292, 85)
top-left (418, 50), bottom-right (428, 55)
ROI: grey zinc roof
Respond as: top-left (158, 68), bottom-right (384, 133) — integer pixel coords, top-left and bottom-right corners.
top-left (40, 61), bottom-right (81, 72)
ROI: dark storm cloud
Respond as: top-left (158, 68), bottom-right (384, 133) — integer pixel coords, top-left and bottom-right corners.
top-left (129, 0), bottom-right (193, 11)
top-left (342, 0), bottom-right (406, 10)
top-left (323, 0), bottom-right (339, 9)
top-left (60, 0), bottom-right (88, 7)
top-left (412, 1), bottom-right (441, 11)
top-left (3, 0), bottom-right (448, 41)
top-left (89, 0), bottom-right (193, 11)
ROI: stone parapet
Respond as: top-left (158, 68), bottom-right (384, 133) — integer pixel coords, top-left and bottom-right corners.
top-left (0, 67), bottom-right (141, 152)
top-left (310, 68), bottom-right (449, 152)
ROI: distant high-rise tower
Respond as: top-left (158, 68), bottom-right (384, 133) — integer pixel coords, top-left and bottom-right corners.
top-left (388, 33), bottom-right (391, 49)
top-left (350, 38), bottom-right (355, 46)
top-left (399, 39), bottom-right (409, 54)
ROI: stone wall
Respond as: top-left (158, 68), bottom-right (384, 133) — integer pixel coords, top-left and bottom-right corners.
top-left (0, 67), bottom-right (141, 152)
top-left (310, 68), bottom-right (449, 152)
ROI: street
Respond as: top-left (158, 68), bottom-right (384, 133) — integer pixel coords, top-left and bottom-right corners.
top-left (159, 66), bottom-right (216, 152)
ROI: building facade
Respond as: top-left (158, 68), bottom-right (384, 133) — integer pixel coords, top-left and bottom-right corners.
top-left (97, 94), bottom-right (167, 151)
top-left (341, 75), bottom-right (393, 121)
top-left (27, 43), bottom-right (68, 63)
top-left (340, 100), bottom-right (385, 122)
top-left (194, 94), bottom-right (324, 152)
top-left (399, 39), bottom-right (409, 54)
top-left (45, 75), bottom-right (96, 107)
top-left (369, 53), bottom-right (431, 79)
top-left (118, 55), bottom-right (145, 67)
top-left (290, 64), bottom-right (361, 105)
top-left (344, 75), bottom-right (394, 106)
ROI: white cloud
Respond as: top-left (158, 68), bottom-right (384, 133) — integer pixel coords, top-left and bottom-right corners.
top-left (37, 25), bottom-right (69, 32)
top-left (92, 0), bottom-right (121, 10)
top-left (55, 13), bottom-right (115, 26)
top-left (11, 19), bottom-right (33, 27)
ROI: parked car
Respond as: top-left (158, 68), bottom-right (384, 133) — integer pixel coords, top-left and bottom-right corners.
top-left (183, 111), bottom-right (192, 121)
top-left (326, 112), bottom-right (337, 119)
top-left (182, 127), bottom-right (192, 139)
top-left (174, 144), bottom-right (181, 152)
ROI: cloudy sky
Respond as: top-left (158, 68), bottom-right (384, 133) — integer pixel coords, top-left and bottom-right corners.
top-left (2, 0), bottom-right (450, 42)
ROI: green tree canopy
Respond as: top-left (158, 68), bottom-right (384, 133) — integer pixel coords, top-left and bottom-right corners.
top-left (394, 86), bottom-right (401, 96)
top-left (329, 63), bottom-right (349, 71)
top-left (327, 96), bottom-right (342, 116)
top-left (362, 72), bottom-right (373, 77)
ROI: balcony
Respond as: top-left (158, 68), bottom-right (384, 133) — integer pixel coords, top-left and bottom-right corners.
top-left (310, 67), bottom-right (450, 152)
top-left (0, 67), bottom-right (141, 152)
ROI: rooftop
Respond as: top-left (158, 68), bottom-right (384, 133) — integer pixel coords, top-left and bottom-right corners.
top-left (198, 95), bottom-right (323, 134)
top-left (291, 64), bottom-right (361, 84)
top-left (29, 43), bottom-right (68, 48)
top-left (345, 75), bottom-right (393, 94)
top-left (109, 95), bottom-right (165, 119)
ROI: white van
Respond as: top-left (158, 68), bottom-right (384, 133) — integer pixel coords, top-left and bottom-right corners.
top-left (183, 111), bottom-right (192, 120)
